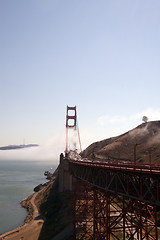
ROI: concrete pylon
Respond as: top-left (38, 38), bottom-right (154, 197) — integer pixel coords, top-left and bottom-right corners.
top-left (58, 153), bottom-right (72, 192)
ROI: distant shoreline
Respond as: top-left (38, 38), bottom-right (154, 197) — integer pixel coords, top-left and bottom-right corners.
top-left (0, 144), bottom-right (39, 150)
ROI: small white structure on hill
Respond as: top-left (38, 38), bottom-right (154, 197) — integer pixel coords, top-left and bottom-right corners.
top-left (142, 116), bottom-right (148, 123)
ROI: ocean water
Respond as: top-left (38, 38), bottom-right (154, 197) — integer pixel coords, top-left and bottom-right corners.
top-left (0, 160), bottom-right (57, 234)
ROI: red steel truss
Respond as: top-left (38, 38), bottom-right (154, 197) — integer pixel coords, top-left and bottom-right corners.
top-left (72, 179), bottom-right (158, 240)
top-left (69, 160), bottom-right (160, 207)
top-left (68, 154), bottom-right (160, 239)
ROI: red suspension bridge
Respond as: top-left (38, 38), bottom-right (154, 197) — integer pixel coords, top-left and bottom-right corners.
top-left (58, 106), bottom-right (160, 239)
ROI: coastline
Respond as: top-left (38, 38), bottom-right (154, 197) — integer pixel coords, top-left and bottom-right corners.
top-left (0, 188), bottom-right (44, 240)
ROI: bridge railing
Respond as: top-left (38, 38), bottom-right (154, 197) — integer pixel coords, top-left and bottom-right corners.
top-left (68, 155), bottom-right (160, 175)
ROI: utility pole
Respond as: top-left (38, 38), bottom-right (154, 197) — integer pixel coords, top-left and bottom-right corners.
top-left (134, 143), bottom-right (140, 165)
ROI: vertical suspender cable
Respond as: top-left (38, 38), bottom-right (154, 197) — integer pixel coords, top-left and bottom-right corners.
top-left (77, 118), bottom-right (82, 153)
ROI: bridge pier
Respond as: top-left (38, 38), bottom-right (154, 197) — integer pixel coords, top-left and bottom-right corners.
top-left (58, 153), bottom-right (72, 192)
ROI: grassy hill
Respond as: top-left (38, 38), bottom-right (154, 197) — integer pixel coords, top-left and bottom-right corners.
top-left (82, 121), bottom-right (160, 164)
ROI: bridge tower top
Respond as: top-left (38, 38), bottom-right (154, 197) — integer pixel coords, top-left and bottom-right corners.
top-left (66, 106), bottom-right (77, 129)
top-left (65, 105), bottom-right (82, 153)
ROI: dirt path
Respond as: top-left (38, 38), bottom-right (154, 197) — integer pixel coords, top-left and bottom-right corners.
top-left (0, 190), bottom-right (44, 240)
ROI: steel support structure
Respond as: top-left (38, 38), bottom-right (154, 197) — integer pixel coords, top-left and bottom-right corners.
top-left (69, 162), bottom-right (160, 207)
top-left (70, 161), bottom-right (160, 239)
top-left (73, 178), bottom-right (158, 239)
top-left (73, 179), bottom-right (94, 239)
top-left (73, 179), bottom-right (109, 239)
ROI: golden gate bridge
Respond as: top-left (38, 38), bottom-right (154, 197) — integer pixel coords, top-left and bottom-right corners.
top-left (58, 106), bottom-right (160, 239)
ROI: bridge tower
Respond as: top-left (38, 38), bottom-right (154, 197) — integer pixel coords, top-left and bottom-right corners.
top-left (58, 106), bottom-right (82, 193)
top-left (66, 105), bottom-right (82, 153)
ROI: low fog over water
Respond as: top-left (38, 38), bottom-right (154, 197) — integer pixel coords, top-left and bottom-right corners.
top-left (0, 132), bottom-right (65, 163)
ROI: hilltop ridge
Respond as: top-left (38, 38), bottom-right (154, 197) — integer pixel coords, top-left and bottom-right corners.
top-left (82, 121), bottom-right (160, 164)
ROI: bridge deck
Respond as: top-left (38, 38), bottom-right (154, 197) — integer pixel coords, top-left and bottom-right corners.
top-left (68, 153), bottom-right (160, 207)
top-left (68, 157), bottom-right (160, 175)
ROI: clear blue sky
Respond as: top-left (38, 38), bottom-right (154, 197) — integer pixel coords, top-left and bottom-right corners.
top-left (0, 0), bottom-right (160, 155)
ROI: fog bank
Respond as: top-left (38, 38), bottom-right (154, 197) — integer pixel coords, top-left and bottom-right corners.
top-left (0, 132), bottom-right (65, 163)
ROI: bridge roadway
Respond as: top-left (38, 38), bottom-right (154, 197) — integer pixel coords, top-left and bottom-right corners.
top-left (68, 152), bottom-right (160, 207)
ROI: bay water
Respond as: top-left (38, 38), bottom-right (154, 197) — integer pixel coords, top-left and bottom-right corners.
top-left (0, 160), bottom-right (57, 234)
